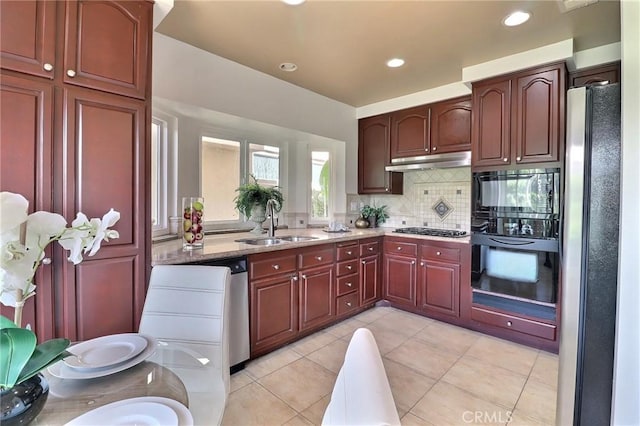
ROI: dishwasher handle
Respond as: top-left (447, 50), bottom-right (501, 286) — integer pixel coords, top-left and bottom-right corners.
top-left (188, 256), bottom-right (247, 275)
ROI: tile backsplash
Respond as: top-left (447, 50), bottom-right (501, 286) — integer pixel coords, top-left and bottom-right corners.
top-left (347, 166), bottom-right (471, 231)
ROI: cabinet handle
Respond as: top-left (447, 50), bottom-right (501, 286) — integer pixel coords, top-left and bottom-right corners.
top-left (315, 256), bottom-right (323, 261)
top-left (43, 63), bottom-right (53, 72)
top-left (507, 321), bottom-right (513, 327)
top-left (420, 261), bottom-right (424, 266)
top-left (346, 265), bottom-right (352, 270)
top-left (425, 148), bottom-right (429, 152)
top-left (346, 302), bottom-right (352, 307)
top-left (346, 251), bottom-right (352, 255)
top-left (302, 274), bottom-right (307, 279)
top-left (503, 158), bottom-right (508, 162)
top-left (292, 275), bottom-right (298, 281)
top-left (397, 246), bottom-right (402, 251)
top-left (516, 156), bottom-right (521, 161)
top-left (66, 69), bottom-right (76, 77)
top-left (432, 147), bottom-right (437, 151)
top-left (411, 260), bottom-right (415, 265)
top-left (362, 261), bottom-right (366, 264)
top-left (385, 187), bottom-right (389, 192)
top-left (346, 282), bottom-right (352, 287)
top-left (272, 264), bottom-right (280, 270)
top-left (368, 247), bottom-right (374, 251)
top-left (436, 251), bottom-right (441, 256)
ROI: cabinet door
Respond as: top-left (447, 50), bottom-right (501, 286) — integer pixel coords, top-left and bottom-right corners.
top-left (418, 260), bottom-right (460, 317)
top-left (251, 274), bottom-right (298, 356)
top-left (472, 78), bottom-right (511, 167)
top-left (430, 97), bottom-right (472, 154)
top-left (360, 254), bottom-right (381, 306)
top-left (390, 105), bottom-right (430, 158)
top-left (0, 73), bottom-right (55, 340)
top-left (569, 62), bottom-right (620, 88)
top-left (63, 0), bottom-right (151, 99)
top-left (383, 254), bottom-right (416, 307)
top-left (358, 115), bottom-right (403, 194)
top-left (299, 265), bottom-right (334, 331)
top-left (512, 65), bottom-right (563, 165)
top-left (59, 87), bottom-right (147, 340)
top-left (0, 1), bottom-right (56, 79)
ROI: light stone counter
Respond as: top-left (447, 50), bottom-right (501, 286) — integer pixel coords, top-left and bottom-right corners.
top-left (151, 227), bottom-right (469, 265)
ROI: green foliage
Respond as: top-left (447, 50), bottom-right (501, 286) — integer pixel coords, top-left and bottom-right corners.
top-left (360, 204), bottom-right (390, 225)
top-left (234, 175), bottom-right (285, 218)
top-left (0, 315), bottom-right (70, 389)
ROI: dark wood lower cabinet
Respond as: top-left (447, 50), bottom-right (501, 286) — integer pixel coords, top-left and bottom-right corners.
top-left (299, 265), bottom-right (334, 331)
top-left (383, 254), bottom-right (417, 307)
top-left (360, 254), bottom-right (381, 306)
top-left (418, 260), bottom-right (460, 317)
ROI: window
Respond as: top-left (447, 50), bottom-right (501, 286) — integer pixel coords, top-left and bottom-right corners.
top-left (200, 136), bottom-right (280, 225)
top-left (151, 118), bottom-right (168, 234)
top-left (310, 150), bottom-right (330, 221)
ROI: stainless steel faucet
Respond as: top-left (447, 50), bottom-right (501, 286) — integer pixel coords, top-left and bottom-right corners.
top-left (266, 199), bottom-right (277, 237)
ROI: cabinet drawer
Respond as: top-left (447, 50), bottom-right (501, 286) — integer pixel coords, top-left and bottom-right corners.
top-left (471, 307), bottom-right (556, 341)
top-left (422, 245), bottom-right (460, 262)
top-left (360, 240), bottom-right (380, 257)
top-left (336, 291), bottom-right (360, 316)
top-left (299, 246), bottom-right (334, 269)
top-left (337, 259), bottom-right (359, 276)
top-left (337, 244), bottom-right (358, 261)
top-left (337, 273), bottom-right (359, 296)
top-left (250, 254), bottom-right (297, 280)
top-left (384, 240), bottom-right (418, 257)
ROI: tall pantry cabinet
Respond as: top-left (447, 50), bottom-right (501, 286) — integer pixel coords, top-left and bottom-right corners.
top-left (0, 0), bottom-right (152, 341)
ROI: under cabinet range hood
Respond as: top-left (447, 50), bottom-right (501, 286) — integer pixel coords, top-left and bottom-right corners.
top-left (384, 151), bottom-right (471, 171)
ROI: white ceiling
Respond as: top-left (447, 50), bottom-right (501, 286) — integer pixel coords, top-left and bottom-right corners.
top-left (156, 0), bottom-right (620, 107)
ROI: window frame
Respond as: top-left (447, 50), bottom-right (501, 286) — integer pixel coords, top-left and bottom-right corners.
top-left (307, 144), bottom-right (335, 225)
top-left (150, 111), bottom-right (178, 238)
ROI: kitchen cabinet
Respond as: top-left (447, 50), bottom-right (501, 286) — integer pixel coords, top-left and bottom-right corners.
top-left (360, 238), bottom-right (382, 306)
top-left (0, 0), bottom-right (152, 341)
top-left (383, 239), bottom-right (418, 308)
top-left (390, 96), bottom-right (471, 159)
top-left (336, 242), bottom-right (360, 317)
top-left (298, 245), bottom-right (335, 331)
top-left (358, 114), bottom-right (403, 194)
top-left (417, 245), bottom-right (460, 318)
top-left (0, 0), bottom-right (150, 100)
top-left (569, 62), bottom-right (620, 88)
top-left (472, 62), bottom-right (565, 169)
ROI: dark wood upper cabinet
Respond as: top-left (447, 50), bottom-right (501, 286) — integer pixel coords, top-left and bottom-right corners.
top-left (64, 0), bottom-right (150, 99)
top-left (472, 62), bottom-right (565, 169)
top-left (430, 96), bottom-right (472, 154)
top-left (0, 0), bottom-right (57, 79)
top-left (390, 105), bottom-right (430, 158)
top-left (569, 62), bottom-right (620, 88)
top-left (358, 114), bottom-right (403, 194)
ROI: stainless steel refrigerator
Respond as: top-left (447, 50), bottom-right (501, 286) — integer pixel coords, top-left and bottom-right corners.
top-left (557, 83), bottom-right (621, 425)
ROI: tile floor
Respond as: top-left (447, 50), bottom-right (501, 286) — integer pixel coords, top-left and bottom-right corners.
top-left (221, 307), bottom-right (558, 426)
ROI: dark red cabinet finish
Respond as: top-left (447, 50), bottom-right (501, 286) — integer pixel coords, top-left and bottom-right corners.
top-left (299, 265), bottom-right (335, 331)
top-left (569, 62), bottom-right (620, 88)
top-left (472, 79), bottom-right (512, 167)
top-left (384, 254), bottom-right (417, 307)
top-left (391, 105), bottom-right (430, 158)
top-left (418, 260), bottom-right (460, 317)
top-left (360, 255), bottom-right (381, 306)
top-left (358, 114), bottom-right (403, 194)
top-left (430, 97), bottom-right (472, 154)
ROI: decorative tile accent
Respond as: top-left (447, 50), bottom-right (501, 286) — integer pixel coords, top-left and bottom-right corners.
top-left (432, 198), bottom-right (453, 220)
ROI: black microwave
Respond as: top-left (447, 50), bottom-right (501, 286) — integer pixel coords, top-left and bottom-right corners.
top-left (472, 168), bottom-right (561, 239)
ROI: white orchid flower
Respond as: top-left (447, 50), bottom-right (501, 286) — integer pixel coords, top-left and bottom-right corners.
top-left (0, 269), bottom-right (36, 307)
top-left (0, 192), bottom-right (28, 233)
top-left (57, 213), bottom-right (94, 264)
top-left (87, 209), bottom-right (120, 256)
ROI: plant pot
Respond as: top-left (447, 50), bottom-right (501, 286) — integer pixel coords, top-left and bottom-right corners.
top-left (1, 373), bottom-right (49, 426)
top-left (249, 204), bottom-right (266, 234)
top-left (354, 217), bottom-right (370, 229)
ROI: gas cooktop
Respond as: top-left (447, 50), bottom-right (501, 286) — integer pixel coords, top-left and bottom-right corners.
top-left (393, 227), bottom-right (468, 238)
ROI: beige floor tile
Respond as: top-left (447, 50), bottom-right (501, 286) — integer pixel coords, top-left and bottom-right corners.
top-left (508, 408), bottom-right (552, 426)
top-left (386, 339), bottom-right (460, 380)
top-left (414, 321), bottom-right (481, 356)
top-left (529, 352), bottom-right (559, 389)
top-left (352, 322), bottom-right (409, 355)
top-left (411, 381), bottom-right (512, 426)
top-left (221, 382), bottom-right (297, 426)
top-left (441, 357), bottom-right (528, 408)
top-left (300, 395), bottom-right (331, 425)
top-left (370, 310), bottom-right (432, 338)
top-left (306, 338), bottom-right (350, 373)
top-left (353, 306), bottom-right (393, 323)
top-left (401, 412), bottom-right (434, 426)
top-left (258, 357), bottom-right (336, 412)
top-left (382, 357), bottom-right (437, 418)
top-left (324, 317), bottom-right (368, 338)
top-left (282, 415), bottom-right (314, 426)
top-left (513, 379), bottom-right (557, 425)
top-left (290, 330), bottom-right (338, 356)
top-left (465, 335), bottom-right (539, 376)
top-left (245, 346), bottom-right (302, 379)
top-left (230, 370), bottom-right (254, 393)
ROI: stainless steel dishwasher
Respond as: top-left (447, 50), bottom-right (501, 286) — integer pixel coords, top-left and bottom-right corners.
top-left (189, 256), bottom-right (249, 373)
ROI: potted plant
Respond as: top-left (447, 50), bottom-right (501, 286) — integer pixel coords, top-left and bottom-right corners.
top-left (234, 175), bottom-right (284, 234)
top-left (0, 191), bottom-right (120, 425)
top-left (360, 204), bottom-right (389, 228)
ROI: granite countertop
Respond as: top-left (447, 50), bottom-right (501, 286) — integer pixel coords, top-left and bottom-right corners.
top-left (151, 227), bottom-right (469, 265)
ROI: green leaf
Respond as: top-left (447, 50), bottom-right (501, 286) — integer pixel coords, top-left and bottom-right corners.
top-left (0, 327), bottom-right (36, 388)
top-left (0, 315), bottom-right (19, 330)
top-left (16, 338), bottom-right (70, 384)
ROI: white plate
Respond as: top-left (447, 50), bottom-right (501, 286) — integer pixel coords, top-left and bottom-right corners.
top-left (65, 397), bottom-right (193, 426)
top-left (64, 333), bottom-right (148, 370)
top-left (49, 335), bottom-right (157, 379)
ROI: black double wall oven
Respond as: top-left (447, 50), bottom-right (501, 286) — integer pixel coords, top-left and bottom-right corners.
top-left (471, 168), bottom-right (561, 321)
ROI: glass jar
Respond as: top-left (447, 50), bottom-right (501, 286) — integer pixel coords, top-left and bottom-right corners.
top-left (182, 197), bottom-right (204, 249)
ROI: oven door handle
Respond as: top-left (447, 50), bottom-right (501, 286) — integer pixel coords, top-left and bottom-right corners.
top-left (488, 237), bottom-right (535, 246)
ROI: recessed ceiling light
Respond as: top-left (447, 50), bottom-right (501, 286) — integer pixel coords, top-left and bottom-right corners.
top-left (279, 62), bottom-right (298, 72)
top-left (282, 0), bottom-right (305, 5)
top-left (503, 11), bottom-right (531, 26)
top-left (386, 58), bottom-right (405, 68)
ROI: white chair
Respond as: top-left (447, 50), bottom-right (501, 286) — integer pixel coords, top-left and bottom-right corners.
top-left (139, 265), bottom-right (231, 425)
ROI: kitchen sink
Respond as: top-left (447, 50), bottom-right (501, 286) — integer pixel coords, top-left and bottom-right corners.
top-left (279, 235), bottom-right (319, 242)
top-left (235, 237), bottom-right (284, 246)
